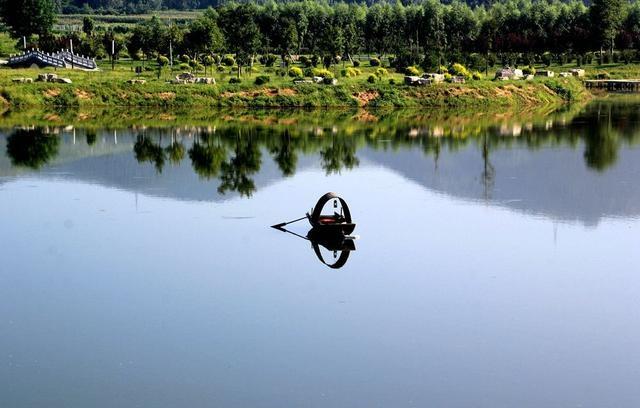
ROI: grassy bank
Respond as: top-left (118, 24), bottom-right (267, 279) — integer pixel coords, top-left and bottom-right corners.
top-left (0, 64), bottom-right (588, 109)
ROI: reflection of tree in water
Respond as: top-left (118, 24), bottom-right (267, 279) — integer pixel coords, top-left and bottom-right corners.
top-left (109, 101), bottom-right (640, 197)
top-left (86, 131), bottom-right (97, 146)
top-left (270, 130), bottom-right (298, 177)
top-left (6, 128), bottom-right (60, 169)
top-left (421, 136), bottom-right (441, 170)
top-left (320, 136), bottom-right (359, 174)
top-left (134, 134), bottom-right (166, 173)
top-left (218, 134), bottom-right (261, 197)
top-left (188, 132), bottom-right (227, 179)
top-left (582, 104), bottom-right (619, 172)
top-left (480, 134), bottom-right (495, 200)
top-left (584, 126), bottom-right (619, 172)
top-left (166, 135), bottom-right (186, 165)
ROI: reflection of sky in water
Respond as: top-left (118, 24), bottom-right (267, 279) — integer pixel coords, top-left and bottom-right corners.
top-left (2, 101), bottom-right (640, 407)
top-left (1, 163), bottom-right (640, 408)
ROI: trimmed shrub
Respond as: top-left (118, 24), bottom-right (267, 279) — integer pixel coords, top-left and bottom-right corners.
top-left (259, 54), bottom-right (277, 67)
top-left (375, 67), bottom-right (388, 77)
top-left (405, 66), bottom-right (420, 76)
top-left (340, 67), bottom-right (361, 77)
top-left (312, 68), bottom-right (333, 79)
top-left (288, 66), bottom-right (304, 78)
top-left (203, 55), bottom-right (215, 67)
top-left (229, 77), bottom-right (241, 84)
top-left (221, 55), bottom-right (235, 67)
top-left (472, 71), bottom-right (483, 80)
top-left (449, 63), bottom-right (470, 79)
top-left (369, 57), bottom-right (381, 67)
top-left (255, 75), bottom-right (270, 85)
top-left (367, 74), bottom-right (377, 83)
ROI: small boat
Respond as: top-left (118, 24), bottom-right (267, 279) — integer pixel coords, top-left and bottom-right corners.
top-left (306, 192), bottom-right (356, 236)
top-left (271, 192), bottom-right (358, 269)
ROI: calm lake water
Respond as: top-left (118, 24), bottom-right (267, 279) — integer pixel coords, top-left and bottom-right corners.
top-left (1, 100), bottom-right (640, 408)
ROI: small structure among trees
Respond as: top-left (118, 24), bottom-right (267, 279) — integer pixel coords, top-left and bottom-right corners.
top-left (495, 67), bottom-right (524, 80)
top-left (7, 49), bottom-right (98, 70)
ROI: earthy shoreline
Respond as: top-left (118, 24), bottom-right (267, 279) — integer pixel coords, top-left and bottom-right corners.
top-left (0, 68), bottom-right (589, 110)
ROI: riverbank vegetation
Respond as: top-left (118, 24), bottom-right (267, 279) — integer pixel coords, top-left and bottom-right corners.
top-left (0, 63), bottom-right (588, 108)
top-left (0, 0), bottom-right (635, 108)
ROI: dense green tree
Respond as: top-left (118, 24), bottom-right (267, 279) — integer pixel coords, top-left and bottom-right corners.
top-left (591, 0), bottom-right (627, 54)
top-left (0, 0), bottom-right (57, 39)
top-left (183, 8), bottom-right (224, 57)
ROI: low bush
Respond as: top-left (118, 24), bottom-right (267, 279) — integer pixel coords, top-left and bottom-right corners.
top-left (370, 57), bottom-right (380, 67)
top-left (229, 77), bottom-right (241, 84)
top-left (449, 63), bottom-right (470, 79)
top-left (259, 54), bottom-right (277, 67)
top-left (179, 63), bottom-right (190, 71)
top-left (472, 71), bottom-right (483, 80)
top-left (340, 67), bottom-right (361, 77)
top-left (288, 66), bottom-right (304, 78)
top-left (389, 78), bottom-right (397, 85)
top-left (444, 73), bottom-right (453, 82)
top-left (353, 60), bottom-right (360, 67)
top-left (216, 65), bottom-right (226, 72)
top-left (180, 55), bottom-right (190, 64)
top-left (367, 74), bottom-right (377, 83)
top-left (221, 55), bottom-right (235, 66)
top-left (522, 65), bottom-right (536, 75)
top-left (255, 75), bottom-right (270, 85)
top-left (156, 55), bottom-right (169, 66)
top-left (437, 65), bottom-right (448, 74)
top-left (375, 67), bottom-right (388, 77)
top-left (312, 68), bottom-right (333, 79)
top-left (405, 66), bottom-right (420, 76)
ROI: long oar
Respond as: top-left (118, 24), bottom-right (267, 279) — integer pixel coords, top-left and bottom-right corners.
top-left (270, 215), bottom-right (307, 229)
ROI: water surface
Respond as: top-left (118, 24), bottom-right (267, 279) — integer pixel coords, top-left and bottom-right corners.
top-left (1, 100), bottom-right (640, 408)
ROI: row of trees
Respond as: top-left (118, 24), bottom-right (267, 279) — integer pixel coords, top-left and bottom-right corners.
top-left (1, 0), bottom-right (636, 68)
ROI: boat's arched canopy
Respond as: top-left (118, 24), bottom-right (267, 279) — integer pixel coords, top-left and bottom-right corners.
top-left (309, 192), bottom-right (352, 224)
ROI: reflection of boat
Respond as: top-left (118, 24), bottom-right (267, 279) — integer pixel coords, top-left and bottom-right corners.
top-left (271, 192), bottom-right (357, 269)
top-left (308, 229), bottom-right (356, 269)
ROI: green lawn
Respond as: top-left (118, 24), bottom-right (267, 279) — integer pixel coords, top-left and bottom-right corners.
top-left (0, 55), bottom-right (589, 109)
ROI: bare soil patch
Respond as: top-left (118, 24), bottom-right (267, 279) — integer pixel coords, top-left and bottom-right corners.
top-left (353, 91), bottom-right (379, 107)
top-left (43, 88), bottom-right (61, 98)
